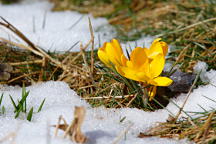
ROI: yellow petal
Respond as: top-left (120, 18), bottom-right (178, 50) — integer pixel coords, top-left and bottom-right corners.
top-left (148, 86), bottom-right (157, 101)
top-left (130, 47), bottom-right (148, 69)
top-left (148, 38), bottom-right (168, 58)
top-left (106, 42), bottom-right (122, 66)
top-left (116, 66), bottom-right (142, 82)
top-left (136, 72), bottom-right (150, 82)
top-left (149, 77), bottom-right (173, 86)
top-left (121, 54), bottom-right (128, 67)
top-left (111, 39), bottom-right (123, 58)
top-left (98, 48), bottom-right (110, 67)
top-left (160, 41), bottom-right (168, 56)
top-left (149, 54), bottom-right (165, 78)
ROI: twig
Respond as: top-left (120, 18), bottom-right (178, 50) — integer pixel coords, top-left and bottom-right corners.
top-left (88, 17), bottom-right (94, 75)
top-left (9, 60), bottom-right (43, 66)
top-left (126, 94), bottom-right (137, 107)
top-left (82, 94), bottom-right (134, 100)
top-left (174, 72), bottom-right (200, 121)
top-left (54, 115), bottom-right (68, 137)
top-left (1, 72), bottom-right (39, 84)
top-left (0, 37), bottom-right (43, 57)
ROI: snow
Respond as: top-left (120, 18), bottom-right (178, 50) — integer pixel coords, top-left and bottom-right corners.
top-left (0, 0), bottom-right (113, 52)
top-left (0, 0), bottom-right (216, 144)
top-left (0, 0), bottom-right (153, 52)
top-left (193, 61), bottom-right (210, 83)
top-left (0, 81), bottom-right (191, 144)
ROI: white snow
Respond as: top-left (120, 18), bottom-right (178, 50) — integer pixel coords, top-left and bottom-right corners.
top-left (193, 61), bottom-right (210, 83)
top-left (0, 0), bottom-right (154, 52)
top-left (0, 0), bottom-right (114, 52)
top-left (0, 81), bottom-right (191, 144)
top-left (0, 0), bottom-right (216, 144)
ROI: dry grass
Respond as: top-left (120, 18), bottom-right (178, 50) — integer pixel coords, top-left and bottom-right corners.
top-left (0, 16), bottom-right (141, 110)
top-left (51, 0), bottom-right (216, 73)
top-left (139, 111), bottom-right (216, 144)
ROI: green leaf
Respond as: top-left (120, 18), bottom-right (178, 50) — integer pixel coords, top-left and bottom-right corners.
top-left (37, 98), bottom-right (46, 112)
top-left (27, 107), bottom-right (34, 121)
top-left (0, 93), bottom-right (3, 106)
top-left (15, 107), bottom-right (22, 118)
top-left (2, 106), bottom-right (5, 114)
top-left (9, 95), bottom-right (18, 111)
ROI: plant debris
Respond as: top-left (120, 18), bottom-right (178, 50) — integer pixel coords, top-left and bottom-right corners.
top-left (54, 106), bottom-right (87, 143)
top-left (138, 111), bottom-right (216, 144)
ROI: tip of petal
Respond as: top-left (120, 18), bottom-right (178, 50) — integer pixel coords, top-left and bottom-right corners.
top-left (149, 77), bottom-right (173, 86)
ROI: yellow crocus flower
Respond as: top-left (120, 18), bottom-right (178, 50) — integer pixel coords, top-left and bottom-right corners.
top-left (98, 38), bottom-right (173, 100)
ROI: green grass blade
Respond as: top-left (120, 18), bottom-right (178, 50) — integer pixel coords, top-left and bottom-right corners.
top-left (9, 95), bottom-right (18, 111)
top-left (0, 93), bottom-right (3, 106)
top-left (37, 98), bottom-right (46, 112)
top-left (27, 107), bottom-right (34, 121)
top-left (2, 106), bottom-right (5, 114)
top-left (15, 107), bottom-right (22, 118)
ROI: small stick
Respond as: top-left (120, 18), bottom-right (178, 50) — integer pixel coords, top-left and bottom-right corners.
top-left (3, 72), bottom-right (39, 84)
top-left (39, 57), bottom-right (46, 82)
top-left (9, 60), bottom-right (43, 66)
top-left (174, 72), bottom-right (200, 121)
top-left (88, 17), bottom-right (94, 75)
top-left (82, 94), bottom-right (134, 100)
top-left (126, 94), bottom-right (137, 107)
top-left (54, 115), bottom-right (68, 137)
top-left (0, 37), bottom-right (43, 57)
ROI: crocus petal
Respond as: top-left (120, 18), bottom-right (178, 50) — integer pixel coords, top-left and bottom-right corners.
top-left (149, 53), bottom-right (165, 78)
top-left (111, 39), bottom-right (123, 58)
top-left (121, 54), bottom-right (128, 66)
top-left (129, 47), bottom-right (148, 69)
top-left (106, 42), bottom-right (122, 66)
top-left (98, 47), bottom-right (110, 67)
top-left (148, 86), bottom-right (157, 101)
top-left (149, 76), bottom-right (173, 86)
top-left (148, 38), bottom-right (168, 58)
top-left (116, 66), bottom-right (144, 82)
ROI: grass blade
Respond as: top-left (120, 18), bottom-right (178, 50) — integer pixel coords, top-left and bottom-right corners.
top-left (0, 93), bottom-right (3, 106)
top-left (37, 98), bottom-right (46, 112)
top-left (9, 95), bottom-right (18, 111)
top-left (27, 107), bottom-right (34, 121)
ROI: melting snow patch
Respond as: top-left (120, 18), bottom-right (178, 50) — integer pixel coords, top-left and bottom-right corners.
top-left (0, 0), bottom-right (114, 52)
top-left (0, 81), bottom-right (191, 144)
